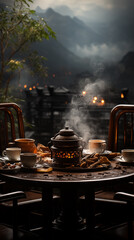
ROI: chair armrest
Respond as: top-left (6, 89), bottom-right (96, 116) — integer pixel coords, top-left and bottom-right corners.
top-left (114, 192), bottom-right (134, 203)
top-left (0, 181), bottom-right (6, 185)
top-left (0, 191), bottom-right (26, 203)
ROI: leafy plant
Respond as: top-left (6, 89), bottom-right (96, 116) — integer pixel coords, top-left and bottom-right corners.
top-left (0, 0), bottom-right (56, 99)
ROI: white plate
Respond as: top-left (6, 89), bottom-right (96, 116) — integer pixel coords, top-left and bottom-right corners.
top-left (116, 156), bottom-right (134, 163)
top-left (0, 156), bottom-right (20, 162)
top-left (0, 166), bottom-right (21, 173)
top-left (83, 149), bottom-right (111, 156)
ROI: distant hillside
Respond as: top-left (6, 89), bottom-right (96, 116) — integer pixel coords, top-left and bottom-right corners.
top-left (120, 51), bottom-right (134, 69)
top-left (103, 51), bottom-right (134, 91)
top-left (37, 8), bottom-right (103, 52)
top-left (32, 37), bottom-right (90, 87)
top-left (117, 51), bottom-right (134, 89)
top-left (33, 38), bottom-right (89, 72)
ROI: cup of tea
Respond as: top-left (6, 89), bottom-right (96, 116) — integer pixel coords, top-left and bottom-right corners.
top-left (2, 147), bottom-right (21, 161)
top-left (15, 138), bottom-right (37, 153)
top-left (20, 153), bottom-right (37, 168)
top-left (88, 139), bottom-right (106, 153)
top-left (121, 149), bottom-right (134, 162)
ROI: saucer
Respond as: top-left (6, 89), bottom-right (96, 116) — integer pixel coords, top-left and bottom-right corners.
top-left (21, 163), bottom-right (53, 173)
top-left (0, 156), bottom-right (20, 162)
top-left (83, 149), bottom-right (111, 156)
top-left (116, 156), bottom-right (134, 165)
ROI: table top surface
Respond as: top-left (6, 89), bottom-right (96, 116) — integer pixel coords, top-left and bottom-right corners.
top-left (0, 160), bottom-right (134, 188)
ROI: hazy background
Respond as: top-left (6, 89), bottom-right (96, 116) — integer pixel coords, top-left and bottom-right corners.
top-left (1, 0), bottom-right (134, 143)
top-left (1, 0), bottom-right (134, 90)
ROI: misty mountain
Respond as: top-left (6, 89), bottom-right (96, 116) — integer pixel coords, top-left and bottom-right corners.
top-left (35, 7), bottom-right (134, 62)
top-left (33, 38), bottom-right (89, 72)
top-left (120, 51), bottom-right (134, 69)
top-left (103, 51), bottom-right (134, 91)
top-left (38, 5), bottom-right (134, 54)
top-left (36, 8), bottom-right (103, 51)
top-left (78, 4), bottom-right (134, 46)
top-left (54, 5), bottom-right (74, 18)
top-left (32, 7), bottom-right (134, 88)
top-left (32, 37), bottom-right (90, 87)
top-left (118, 51), bottom-right (134, 89)
top-left (35, 6), bottom-right (46, 13)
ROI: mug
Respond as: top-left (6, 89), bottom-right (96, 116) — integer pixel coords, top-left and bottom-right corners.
top-left (121, 149), bottom-right (134, 162)
top-left (15, 138), bottom-right (37, 153)
top-left (20, 153), bottom-right (37, 168)
top-left (88, 139), bottom-right (106, 153)
top-left (2, 147), bottom-right (21, 161)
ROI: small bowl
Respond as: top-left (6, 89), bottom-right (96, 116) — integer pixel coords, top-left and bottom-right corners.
top-left (20, 153), bottom-right (37, 168)
top-left (15, 138), bottom-right (37, 153)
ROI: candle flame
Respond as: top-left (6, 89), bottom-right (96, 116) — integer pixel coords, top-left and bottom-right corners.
top-left (121, 93), bottom-right (124, 98)
top-left (82, 91), bottom-right (86, 96)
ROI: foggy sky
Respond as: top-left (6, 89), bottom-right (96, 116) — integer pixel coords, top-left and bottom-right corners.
top-left (2, 0), bottom-right (134, 25)
top-left (30, 0), bottom-right (134, 21)
top-left (1, 0), bottom-right (134, 61)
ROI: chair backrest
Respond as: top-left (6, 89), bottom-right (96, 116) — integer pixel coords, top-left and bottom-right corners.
top-left (108, 104), bottom-right (134, 152)
top-left (0, 103), bottom-right (25, 153)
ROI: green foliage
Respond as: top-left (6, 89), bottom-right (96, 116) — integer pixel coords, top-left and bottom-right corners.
top-left (0, 0), bottom-right (56, 97)
top-left (7, 60), bottom-right (25, 72)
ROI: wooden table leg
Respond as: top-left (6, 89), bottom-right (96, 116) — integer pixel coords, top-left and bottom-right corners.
top-left (57, 186), bottom-right (84, 232)
top-left (42, 187), bottom-right (53, 233)
top-left (85, 188), bottom-right (95, 233)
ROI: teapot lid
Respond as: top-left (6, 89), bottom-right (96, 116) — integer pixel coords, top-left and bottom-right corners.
top-left (53, 126), bottom-right (79, 141)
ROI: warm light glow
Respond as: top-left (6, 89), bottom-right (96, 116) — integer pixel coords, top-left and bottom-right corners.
top-left (55, 150), bottom-right (79, 159)
top-left (92, 99), bottom-right (96, 104)
top-left (33, 86), bottom-right (36, 89)
top-left (121, 93), bottom-right (124, 98)
top-left (82, 91), bottom-right (86, 96)
top-left (24, 84), bottom-right (27, 88)
top-left (93, 96), bottom-right (97, 101)
top-left (101, 99), bottom-right (105, 104)
top-left (29, 87), bottom-right (32, 91)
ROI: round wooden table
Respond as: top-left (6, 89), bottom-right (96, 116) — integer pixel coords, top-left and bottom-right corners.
top-left (1, 161), bottom-right (134, 233)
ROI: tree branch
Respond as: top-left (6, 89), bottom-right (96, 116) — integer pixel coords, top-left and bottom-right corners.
top-left (8, 38), bottom-right (28, 61)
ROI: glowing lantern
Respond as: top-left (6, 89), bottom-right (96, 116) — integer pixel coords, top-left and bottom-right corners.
top-left (121, 93), bottom-right (124, 99)
top-left (49, 127), bottom-right (83, 168)
top-left (82, 91), bottom-right (86, 96)
top-left (101, 99), bottom-right (105, 105)
top-left (93, 96), bottom-right (97, 101)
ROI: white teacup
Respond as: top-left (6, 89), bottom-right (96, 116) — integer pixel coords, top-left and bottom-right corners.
top-left (2, 147), bottom-right (21, 161)
top-left (121, 149), bottom-right (134, 162)
top-left (88, 139), bottom-right (106, 153)
top-left (20, 153), bottom-right (37, 168)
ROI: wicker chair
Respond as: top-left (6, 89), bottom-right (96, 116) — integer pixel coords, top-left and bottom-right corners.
top-left (108, 104), bottom-right (134, 152)
top-left (0, 103), bottom-right (42, 231)
top-left (0, 182), bottom-right (40, 240)
top-left (94, 104), bottom-right (134, 234)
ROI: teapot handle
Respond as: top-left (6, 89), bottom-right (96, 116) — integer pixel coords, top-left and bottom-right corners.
top-left (48, 141), bottom-right (52, 149)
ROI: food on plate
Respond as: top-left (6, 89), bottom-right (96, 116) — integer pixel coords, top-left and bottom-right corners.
top-left (37, 143), bottom-right (51, 158)
top-left (107, 152), bottom-right (121, 159)
top-left (0, 161), bottom-right (21, 170)
top-left (36, 143), bottom-right (52, 164)
top-left (36, 167), bottom-right (53, 173)
top-left (80, 154), bottom-right (111, 169)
